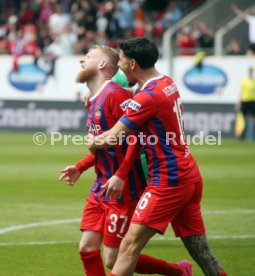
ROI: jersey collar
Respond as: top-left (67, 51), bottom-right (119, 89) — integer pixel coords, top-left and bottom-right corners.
top-left (141, 74), bottom-right (164, 90)
top-left (90, 80), bottom-right (112, 102)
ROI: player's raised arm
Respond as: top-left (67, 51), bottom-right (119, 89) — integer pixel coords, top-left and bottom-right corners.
top-left (231, 4), bottom-right (246, 20)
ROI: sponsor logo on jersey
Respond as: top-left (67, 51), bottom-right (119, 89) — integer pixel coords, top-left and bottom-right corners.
top-left (128, 100), bottom-right (141, 111)
top-left (183, 65), bottom-right (227, 94)
top-left (8, 64), bottom-right (48, 92)
top-left (95, 107), bottom-right (102, 119)
top-left (88, 124), bottom-right (101, 135)
top-left (120, 99), bottom-right (131, 111)
top-left (162, 83), bottom-right (178, 97)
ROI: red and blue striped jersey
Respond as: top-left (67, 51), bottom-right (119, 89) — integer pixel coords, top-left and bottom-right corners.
top-left (120, 75), bottom-right (201, 187)
top-left (87, 80), bottom-right (146, 202)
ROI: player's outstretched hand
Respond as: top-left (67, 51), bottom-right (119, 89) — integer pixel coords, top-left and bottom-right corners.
top-left (59, 165), bottom-right (81, 186)
top-left (102, 175), bottom-right (124, 199)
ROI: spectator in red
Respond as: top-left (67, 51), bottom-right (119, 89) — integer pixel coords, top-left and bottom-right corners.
top-left (39, 0), bottom-right (54, 23)
top-left (0, 0), bottom-right (209, 56)
top-left (0, 33), bottom-right (8, 54)
top-left (134, 21), bottom-right (146, 37)
top-left (17, 1), bottom-right (34, 28)
top-left (24, 33), bottom-right (39, 56)
top-left (133, 3), bottom-right (146, 37)
top-left (0, 18), bottom-right (9, 54)
top-left (8, 30), bottom-right (26, 71)
top-left (176, 25), bottom-right (197, 55)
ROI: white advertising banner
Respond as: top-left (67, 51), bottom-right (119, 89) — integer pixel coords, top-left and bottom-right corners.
top-left (171, 56), bottom-right (254, 104)
top-left (0, 55), bottom-right (253, 103)
top-left (0, 55), bottom-right (87, 101)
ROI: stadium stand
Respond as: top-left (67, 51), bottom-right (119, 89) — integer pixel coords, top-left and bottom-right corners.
top-left (0, 0), bottom-right (205, 59)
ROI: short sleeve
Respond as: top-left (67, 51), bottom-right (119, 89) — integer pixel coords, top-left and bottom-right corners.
top-left (75, 153), bottom-right (95, 173)
top-left (109, 88), bottom-right (131, 120)
top-left (119, 91), bottom-right (157, 130)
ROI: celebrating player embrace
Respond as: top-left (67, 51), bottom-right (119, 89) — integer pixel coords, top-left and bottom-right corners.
top-left (59, 44), bottom-right (192, 276)
top-left (89, 38), bottom-right (228, 276)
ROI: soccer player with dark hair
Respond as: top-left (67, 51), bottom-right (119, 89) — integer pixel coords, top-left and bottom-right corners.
top-left (59, 44), bottom-right (192, 276)
top-left (89, 38), bottom-right (228, 276)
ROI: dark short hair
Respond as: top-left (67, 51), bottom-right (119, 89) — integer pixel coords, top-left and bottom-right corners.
top-left (119, 37), bottom-right (159, 69)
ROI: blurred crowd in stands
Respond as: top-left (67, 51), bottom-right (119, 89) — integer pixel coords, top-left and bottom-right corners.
top-left (1, 0), bottom-right (253, 74)
top-left (0, 0), bottom-right (204, 58)
top-left (175, 21), bottom-right (214, 56)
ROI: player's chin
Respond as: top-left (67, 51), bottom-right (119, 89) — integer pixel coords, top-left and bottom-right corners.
top-left (75, 71), bottom-right (86, 83)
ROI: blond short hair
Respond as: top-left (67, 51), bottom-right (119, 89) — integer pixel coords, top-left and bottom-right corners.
top-left (89, 45), bottom-right (119, 77)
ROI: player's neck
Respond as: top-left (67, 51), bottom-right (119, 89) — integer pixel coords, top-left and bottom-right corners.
top-left (137, 68), bottom-right (160, 87)
top-left (87, 76), bottom-right (111, 97)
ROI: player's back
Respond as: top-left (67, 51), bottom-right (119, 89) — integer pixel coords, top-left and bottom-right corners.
top-left (139, 75), bottom-right (201, 186)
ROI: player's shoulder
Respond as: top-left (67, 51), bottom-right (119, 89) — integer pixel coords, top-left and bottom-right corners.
top-left (107, 81), bottom-right (130, 96)
top-left (154, 75), bottom-right (174, 89)
top-left (100, 82), bottom-right (130, 106)
top-left (140, 75), bottom-right (174, 97)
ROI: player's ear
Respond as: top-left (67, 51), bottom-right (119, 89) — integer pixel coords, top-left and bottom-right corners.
top-left (130, 59), bottom-right (136, 70)
top-left (98, 60), bottom-right (106, 70)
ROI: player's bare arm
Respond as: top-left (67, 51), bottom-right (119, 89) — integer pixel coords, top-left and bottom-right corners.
top-left (231, 4), bottom-right (246, 20)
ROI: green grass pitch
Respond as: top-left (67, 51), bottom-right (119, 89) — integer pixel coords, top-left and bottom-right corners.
top-left (0, 132), bottom-right (255, 276)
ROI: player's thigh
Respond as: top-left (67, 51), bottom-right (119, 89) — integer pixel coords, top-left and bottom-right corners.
top-left (121, 223), bottom-right (156, 253)
top-left (80, 230), bottom-right (103, 251)
top-left (103, 200), bottom-right (138, 248)
top-left (172, 180), bottom-right (205, 237)
top-left (80, 196), bottom-right (105, 233)
top-left (131, 185), bottom-right (195, 234)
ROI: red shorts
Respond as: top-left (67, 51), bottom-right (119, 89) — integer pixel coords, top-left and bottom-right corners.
top-left (131, 180), bottom-right (205, 236)
top-left (80, 195), bottom-right (138, 247)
